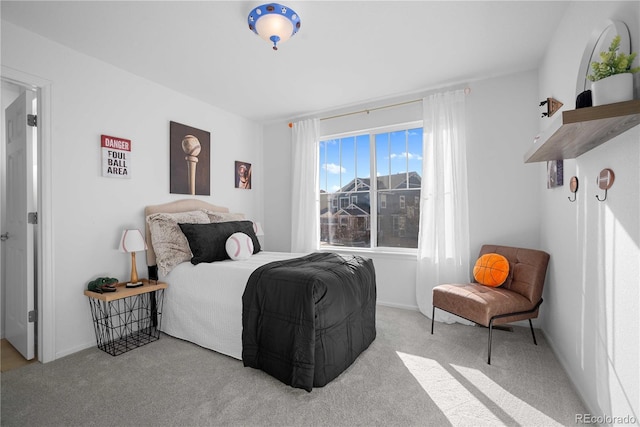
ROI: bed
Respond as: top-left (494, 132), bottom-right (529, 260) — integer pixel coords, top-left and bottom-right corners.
top-left (144, 199), bottom-right (377, 391)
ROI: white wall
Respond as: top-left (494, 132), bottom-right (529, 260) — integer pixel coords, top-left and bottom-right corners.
top-left (262, 121), bottom-right (291, 252)
top-left (466, 70), bottom-right (542, 254)
top-left (537, 1), bottom-right (639, 422)
top-left (263, 70), bottom-right (540, 310)
top-left (1, 21), bottom-right (264, 358)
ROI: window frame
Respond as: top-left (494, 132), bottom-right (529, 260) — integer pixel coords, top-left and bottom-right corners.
top-left (318, 120), bottom-right (423, 254)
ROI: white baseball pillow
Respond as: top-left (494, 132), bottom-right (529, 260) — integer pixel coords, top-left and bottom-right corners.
top-left (225, 232), bottom-right (254, 260)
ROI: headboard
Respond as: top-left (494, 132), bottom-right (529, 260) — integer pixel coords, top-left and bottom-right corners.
top-left (144, 199), bottom-right (229, 269)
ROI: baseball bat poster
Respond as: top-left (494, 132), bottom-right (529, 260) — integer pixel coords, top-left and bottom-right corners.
top-left (169, 121), bottom-right (211, 195)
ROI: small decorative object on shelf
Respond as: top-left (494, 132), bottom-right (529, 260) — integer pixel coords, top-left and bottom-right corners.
top-left (575, 90), bottom-right (592, 109)
top-left (588, 35), bottom-right (640, 106)
top-left (540, 97), bottom-right (563, 118)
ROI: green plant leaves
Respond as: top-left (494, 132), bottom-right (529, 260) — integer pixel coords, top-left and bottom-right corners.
top-left (587, 35), bottom-right (640, 82)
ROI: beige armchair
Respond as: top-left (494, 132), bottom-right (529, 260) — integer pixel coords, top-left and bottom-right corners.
top-left (431, 244), bottom-right (550, 364)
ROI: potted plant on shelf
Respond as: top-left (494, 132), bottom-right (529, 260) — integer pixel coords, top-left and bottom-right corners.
top-left (587, 35), bottom-right (640, 106)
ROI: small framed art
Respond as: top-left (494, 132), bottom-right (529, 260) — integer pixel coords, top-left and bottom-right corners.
top-left (547, 160), bottom-right (563, 188)
top-left (235, 161), bottom-right (252, 189)
top-left (101, 134), bottom-right (131, 179)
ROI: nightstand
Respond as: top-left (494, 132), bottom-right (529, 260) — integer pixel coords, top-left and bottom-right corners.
top-left (84, 279), bottom-right (168, 356)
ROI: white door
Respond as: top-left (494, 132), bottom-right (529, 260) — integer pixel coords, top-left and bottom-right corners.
top-left (4, 90), bottom-right (35, 360)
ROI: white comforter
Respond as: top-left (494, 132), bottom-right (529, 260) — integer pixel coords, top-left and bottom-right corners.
top-left (159, 251), bottom-right (304, 359)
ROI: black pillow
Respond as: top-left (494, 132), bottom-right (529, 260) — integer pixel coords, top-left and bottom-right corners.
top-left (178, 221), bottom-right (261, 264)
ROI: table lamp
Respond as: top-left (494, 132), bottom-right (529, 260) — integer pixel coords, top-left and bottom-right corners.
top-left (253, 222), bottom-right (264, 248)
top-left (119, 229), bottom-right (147, 288)
top-left (253, 222), bottom-right (264, 237)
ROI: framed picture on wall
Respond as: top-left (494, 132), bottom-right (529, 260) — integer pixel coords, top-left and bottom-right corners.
top-left (235, 161), bottom-right (252, 189)
top-left (547, 160), bottom-right (563, 188)
top-left (169, 121), bottom-right (210, 195)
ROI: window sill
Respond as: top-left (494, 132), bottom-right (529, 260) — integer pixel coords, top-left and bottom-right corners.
top-left (319, 246), bottom-right (417, 260)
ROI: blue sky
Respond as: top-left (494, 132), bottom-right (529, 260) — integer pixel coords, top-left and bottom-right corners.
top-left (320, 127), bottom-right (423, 193)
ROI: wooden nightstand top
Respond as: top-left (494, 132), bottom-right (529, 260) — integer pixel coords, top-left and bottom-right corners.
top-left (84, 278), bottom-right (167, 302)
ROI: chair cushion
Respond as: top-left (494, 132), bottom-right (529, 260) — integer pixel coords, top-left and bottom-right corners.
top-left (473, 253), bottom-right (509, 287)
top-left (433, 283), bottom-right (538, 327)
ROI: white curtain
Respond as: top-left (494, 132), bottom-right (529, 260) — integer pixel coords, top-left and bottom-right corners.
top-left (290, 118), bottom-right (320, 253)
top-left (416, 90), bottom-right (471, 323)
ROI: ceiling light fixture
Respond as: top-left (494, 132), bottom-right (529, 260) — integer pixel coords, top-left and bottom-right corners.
top-left (248, 3), bottom-right (301, 51)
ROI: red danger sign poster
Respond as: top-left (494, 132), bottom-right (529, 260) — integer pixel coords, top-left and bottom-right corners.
top-left (101, 135), bottom-right (131, 178)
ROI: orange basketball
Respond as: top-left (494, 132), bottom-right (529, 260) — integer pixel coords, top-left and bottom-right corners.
top-left (473, 253), bottom-right (509, 287)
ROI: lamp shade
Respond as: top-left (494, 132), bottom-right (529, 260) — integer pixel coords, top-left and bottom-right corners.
top-left (248, 3), bottom-right (301, 50)
top-left (253, 222), bottom-right (264, 237)
top-left (119, 229), bottom-right (147, 253)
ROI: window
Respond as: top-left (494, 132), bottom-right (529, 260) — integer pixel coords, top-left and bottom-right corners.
top-left (319, 123), bottom-right (422, 249)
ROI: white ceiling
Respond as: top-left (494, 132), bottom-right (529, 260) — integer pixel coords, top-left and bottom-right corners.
top-left (1, 1), bottom-right (570, 123)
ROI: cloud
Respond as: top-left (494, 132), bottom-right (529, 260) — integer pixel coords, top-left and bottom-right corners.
top-left (323, 163), bottom-right (346, 174)
top-left (390, 152), bottom-right (423, 160)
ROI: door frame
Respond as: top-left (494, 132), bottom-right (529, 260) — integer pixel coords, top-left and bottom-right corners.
top-left (2, 66), bottom-right (55, 363)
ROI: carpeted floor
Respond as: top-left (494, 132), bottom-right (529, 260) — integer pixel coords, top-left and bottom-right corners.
top-left (1, 305), bottom-right (586, 426)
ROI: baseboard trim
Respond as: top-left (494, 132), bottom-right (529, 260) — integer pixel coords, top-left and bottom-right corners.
top-left (539, 328), bottom-right (599, 419)
top-left (376, 301), bottom-right (419, 311)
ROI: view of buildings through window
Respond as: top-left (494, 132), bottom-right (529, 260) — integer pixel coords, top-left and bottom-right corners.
top-left (319, 125), bottom-right (423, 249)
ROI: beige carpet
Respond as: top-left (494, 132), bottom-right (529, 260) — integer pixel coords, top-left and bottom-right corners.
top-left (1, 305), bottom-right (586, 426)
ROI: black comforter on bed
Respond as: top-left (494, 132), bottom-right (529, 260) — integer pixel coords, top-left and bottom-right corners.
top-left (242, 252), bottom-right (376, 391)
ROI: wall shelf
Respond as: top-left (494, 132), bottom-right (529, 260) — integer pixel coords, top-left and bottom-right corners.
top-left (524, 99), bottom-right (640, 163)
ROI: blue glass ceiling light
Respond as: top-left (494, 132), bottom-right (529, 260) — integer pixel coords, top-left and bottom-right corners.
top-left (248, 3), bottom-right (301, 50)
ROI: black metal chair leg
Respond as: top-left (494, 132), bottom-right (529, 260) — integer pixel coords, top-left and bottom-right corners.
top-left (431, 306), bottom-right (435, 334)
top-left (487, 320), bottom-right (493, 365)
top-left (529, 319), bottom-right (538, 345)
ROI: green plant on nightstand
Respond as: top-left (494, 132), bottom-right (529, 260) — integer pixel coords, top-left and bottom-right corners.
top-left (587, 35), bottom-right (640, 82)
top-left (587, 35), bottom-right (640, 106)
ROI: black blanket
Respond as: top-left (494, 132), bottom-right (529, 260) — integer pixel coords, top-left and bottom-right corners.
top-left (242, 252), bottom-right (376, 391)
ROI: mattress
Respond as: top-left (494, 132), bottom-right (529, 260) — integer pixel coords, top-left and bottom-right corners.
top-left (159, 251), bottom-right (304, 359)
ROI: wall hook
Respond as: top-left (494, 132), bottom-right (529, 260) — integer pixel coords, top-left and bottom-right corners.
top-left (596, 189), bottom-right (608, 202)
top-left (595, 168), bottom-right (615, 202)
top-left (568, 176), bottom-right (578, 202)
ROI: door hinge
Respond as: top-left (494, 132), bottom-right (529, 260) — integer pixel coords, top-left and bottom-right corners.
top-left (27, 114), bottom-right (37, 127)
top-left (28, 310), bottom-right (37, 323)
top-left (28, 212), bottom-right (38, 224)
